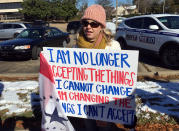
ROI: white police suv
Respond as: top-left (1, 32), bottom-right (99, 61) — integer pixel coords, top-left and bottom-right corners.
top-left (115, 14), bottom-right (179, 68)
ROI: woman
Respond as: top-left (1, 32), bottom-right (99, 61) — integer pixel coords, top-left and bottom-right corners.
top-left (75, 4), bottom-right (121, 50)
top-left (71, 4), bottom-right (121, 131)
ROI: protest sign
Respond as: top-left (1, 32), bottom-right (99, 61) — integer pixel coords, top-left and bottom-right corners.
top-left (41, 47), bottom-right (139, 125)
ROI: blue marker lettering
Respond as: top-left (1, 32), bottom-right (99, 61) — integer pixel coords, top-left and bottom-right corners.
top-left (56, 79), bottom-right (62, 89)
top-left (121, 54), bottom-right (130, 68)
top-left (47, 48), bottom-right (54, 62)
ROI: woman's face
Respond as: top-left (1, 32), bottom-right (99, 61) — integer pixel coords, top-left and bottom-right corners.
top-left (82, 19), bottom-right (103, 42)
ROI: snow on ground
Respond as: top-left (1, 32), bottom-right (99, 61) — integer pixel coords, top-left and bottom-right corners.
top-left (0, 80), bottom-right (179, 119)
top-left (135, 81), bottom-right (179, 121)
top-left (0, 81), bottom-right (39, 115)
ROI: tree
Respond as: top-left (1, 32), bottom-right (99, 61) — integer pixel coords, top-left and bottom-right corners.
top-left (132, 0), bottom-right (163, 14)
top-left (149, 1), bottom-right (162, 14)
top-left (49, 0), bottom-right (62, 20)
top-left (20, 0), bottom-right (51, 20)
top-left (165, 0), bottom-right (176, 13)
top-left (173, 0), bottom-right (179, 13)
top-left (133, 0), bottom-right (179, 14)
top-left (95, 0), bottom-right (113, 20)
top-left (20, 0), bottom-right (78, 21)
top-left (77, 0), bottom-right (88, 18)
top-left (132, 0), bottom-right (148, 14)
top-left (61, 0), bottom-right (78, 21)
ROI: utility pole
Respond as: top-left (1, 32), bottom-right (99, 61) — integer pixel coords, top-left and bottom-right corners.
top-left (163, 0), bottom-right (165, 14)
top-left (116, 0), bottom-right (118, 27)
top-left (138, 0), bottom-right (140, 13)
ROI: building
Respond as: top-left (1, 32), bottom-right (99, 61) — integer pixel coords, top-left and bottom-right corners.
top-left (0, 0), bottom-right (23, 20)
top-left (115, 5), bottom-right (138, 16)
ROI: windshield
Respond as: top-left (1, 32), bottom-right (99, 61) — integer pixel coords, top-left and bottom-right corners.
top-left (17, 29), bottom-right (43, 38)
top-left (24, 23), bottom-right (32, 28)
top-left (157, 16), bottom-right (179, 29)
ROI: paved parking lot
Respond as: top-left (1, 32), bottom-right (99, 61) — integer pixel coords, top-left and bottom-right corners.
top-left (0, 47), bottom-right (179, 81)
top-left (0, 23), bottom-right (179, 81)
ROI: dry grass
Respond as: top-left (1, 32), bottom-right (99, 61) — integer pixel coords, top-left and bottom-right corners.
top-left (50, 23), bottom-right (68, 32)
top-left (49, 23), bottom-right (77, 48)
top-left (17, 92), bottom-right (28, 102)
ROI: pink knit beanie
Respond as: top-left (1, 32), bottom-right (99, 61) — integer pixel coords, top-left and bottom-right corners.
top-left (81, 4), bottom-right (106, 28)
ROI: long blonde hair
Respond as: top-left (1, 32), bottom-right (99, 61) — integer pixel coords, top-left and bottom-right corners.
top-left (103, 28), bottom-right (113, 46)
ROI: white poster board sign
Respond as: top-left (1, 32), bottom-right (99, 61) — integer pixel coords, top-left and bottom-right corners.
top-left (42, 47), bottom-right (139, 125)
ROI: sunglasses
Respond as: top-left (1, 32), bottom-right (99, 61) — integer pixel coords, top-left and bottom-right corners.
top-left (82, 20), bottom-right (100, 28)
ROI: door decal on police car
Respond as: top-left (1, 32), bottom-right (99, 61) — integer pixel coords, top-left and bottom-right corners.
top-left (139, 36), bottom-right (155, 44)
top-left (126, 34), bottom-right (137, 41)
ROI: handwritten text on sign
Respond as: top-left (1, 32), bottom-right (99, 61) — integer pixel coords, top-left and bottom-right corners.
top-left (42, 47), bottom-right (139, 125)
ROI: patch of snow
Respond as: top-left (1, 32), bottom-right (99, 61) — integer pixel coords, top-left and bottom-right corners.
top-left (0, 80), bottom-right (179, 119)
top-left (0, 81), bottom-right (39, 115)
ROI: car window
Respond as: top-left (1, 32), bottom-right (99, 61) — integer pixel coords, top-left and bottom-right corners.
top-left (31, 30), bottom-right (41, 38)
top-left (51, 28), bottom-right (62, 36)
top-left (24, 23), bottom-right (31, 28)
top-left (0, 24), bottom-right (2, 29)
top-left (3, 24), bottom-right (12, 29)
top-left (19, 30), bottom-right (29, 38)
top-left (17, 29), bottom-right (42, 38)
top-left (77, 22), bottom-right (81, 25)
top-left (45, 29), bottom-right (54, 37)
top-left (68, 21), bottom-right (81, 28)
top-left (143, 17), bottom-right (161, 29)
top-left (125, 18), bottom-right (143, 29)
top-left (13, 24), bottom-right (23, 28)
top-left (157, 16), bottom-right (179, 29)
top-left (76, 21), bottom-right (81, 26)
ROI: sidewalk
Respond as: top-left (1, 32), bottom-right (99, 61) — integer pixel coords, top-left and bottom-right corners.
top-left (1, 69), bottom-right (179, 81)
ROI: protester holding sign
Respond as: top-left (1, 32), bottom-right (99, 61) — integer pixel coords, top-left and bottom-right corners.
top-left (39, 4), bottom-right (139, 131)
top-left (71, 4), bottom-right (121, 131)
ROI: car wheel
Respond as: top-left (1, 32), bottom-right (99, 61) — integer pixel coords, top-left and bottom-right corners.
top-left (70, 29), bottom-right (75, 34)
top-left (14, 33), bottom-right (19, 38)
top-left (32, 46), bottom-right (42, 60)
top-left (161, 45), bottom-right (179, 69)
top-left (118, 38), bottom-right (127, 49)
top-left (63, 40), bottom-right (68, 47)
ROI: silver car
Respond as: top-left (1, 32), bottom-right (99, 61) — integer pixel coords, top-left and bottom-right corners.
top-left (0, 22), bottom-right (31, 39)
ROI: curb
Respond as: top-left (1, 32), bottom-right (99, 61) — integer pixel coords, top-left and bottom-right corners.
top-left (138, 71), bottom-right (179, 80)
top-left (0, 73), bottom-right (39, 81)
top-left (0, 71), bottom-right (179, 81)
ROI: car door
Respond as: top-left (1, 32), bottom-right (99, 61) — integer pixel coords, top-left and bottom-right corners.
top-left (51, 28), bottom-right (64, 47)
top-left (137, 17), bottom-right (163, 51)
top-left (0, 24), bottom-right (3, 39)
top-left (13, 24), bottom-right (26, 34)
top-left (0, 24), bottom-right (13, 39)
top-left (44, 28), bottom-right (58, 47)
top-left (124, 18), bottom-right (143, 47)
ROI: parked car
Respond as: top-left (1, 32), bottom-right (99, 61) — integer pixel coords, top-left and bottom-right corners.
top-left (112, 17), bottom-right (126, 24)
top-left (115, 14), bottom-right (179, 68)
top-left (32, 20), bottom-right (49, 27)
top-left (0, 22), bottom-right (31, 39)
top-left (67, 21), bottom-right (81, 34)
top-left (0, 27), bottom-right (70, 60)
top-left (106, 22), bottom-right (116, 35)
